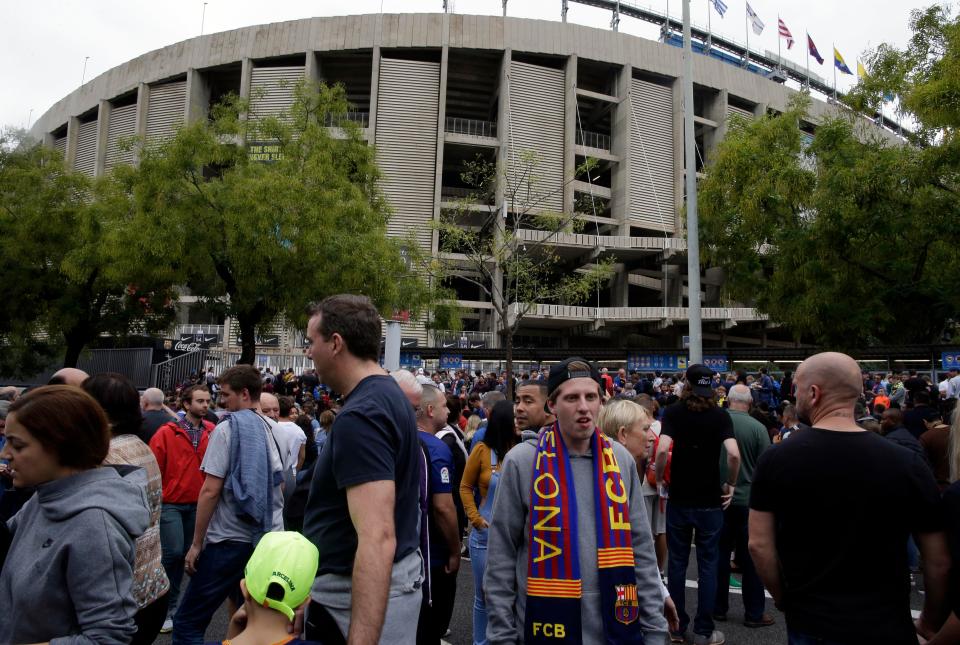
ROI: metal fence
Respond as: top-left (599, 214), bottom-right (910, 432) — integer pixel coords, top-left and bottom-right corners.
top-left (324, 111), bottom-right (370, 128)
top-left (445, 117), bottom-right (497, 138)
top-left (576, 130), bottom-right (612, 151)
top-left (150, 350), bottom-right (209, 392)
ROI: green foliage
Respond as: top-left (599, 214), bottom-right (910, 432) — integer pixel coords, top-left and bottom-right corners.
top-left (699, 95), bottom-right (960, 347)
top-left (0, 128), bottom-right (174, 376)
top-left (118, 80), bottom-right (446, 364)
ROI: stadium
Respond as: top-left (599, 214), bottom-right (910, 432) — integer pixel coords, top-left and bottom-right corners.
top-left (29, 8), bottom-right (899, 367)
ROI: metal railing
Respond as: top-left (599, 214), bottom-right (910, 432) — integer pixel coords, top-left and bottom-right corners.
top-left (432, 330), bottom-right (497, 349)
top-left (576, 130), bottom-right (612, 151)
top-left (175, 324), bottom-right (225, 336)
top-left (445, 117), bottom-right (497, 139)
top-left (324, 111), bottom-right (369, 128)
top-left (150, 350), bottom-right (209, 392)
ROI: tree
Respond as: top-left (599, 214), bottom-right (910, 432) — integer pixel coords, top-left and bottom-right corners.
top-left (435, 151), bottom-right (614, 398)
top-left (697, 93), bottom-right (960, 347)
top-left (118, 82), bottom-right (450, 365)
top-left (0, 128), bottom-right (174, 376)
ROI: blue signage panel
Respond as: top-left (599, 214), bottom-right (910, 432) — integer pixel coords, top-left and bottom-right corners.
top-left (439, 354), bottom-right (463, 370)
top-left (942, 352), bottom-right (960, 370)
top-left (702, 355), bottom-right (729, 373)
top-left (627, 354), bottom-right (683, 372)
top-left (399, 352), bottom-right (422, 368)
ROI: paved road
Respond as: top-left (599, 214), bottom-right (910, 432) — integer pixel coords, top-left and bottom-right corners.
top-left (156, 550), bottom-right (926, 644)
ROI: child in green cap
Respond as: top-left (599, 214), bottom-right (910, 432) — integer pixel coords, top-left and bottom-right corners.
top-left (206, 531), bottom-right (320, 645)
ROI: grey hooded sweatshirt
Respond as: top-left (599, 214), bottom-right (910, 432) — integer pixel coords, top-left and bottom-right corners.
top-left (0, 466), bottom-right (150, 645)
top-left (485, 439), bottom-right (669, 645)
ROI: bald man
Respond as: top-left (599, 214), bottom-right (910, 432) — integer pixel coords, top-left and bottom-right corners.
top-left (48, 367), bottom-right (89, 386)
top-left (748, 352), bottom-right (950, 644)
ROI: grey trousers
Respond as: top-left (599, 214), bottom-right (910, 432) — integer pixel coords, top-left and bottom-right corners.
top-left (309, 549), bottom-right (424, 645)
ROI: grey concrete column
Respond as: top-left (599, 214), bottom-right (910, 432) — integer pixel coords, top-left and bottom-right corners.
top-left (95, 100), bottom-right (111, 176)
top-left (611, 262), bottom-right (629, 307)
top-left (368, 46), bottom-right (382, 142)
top-left (239, 58), bottom-right (253, 101)
top-left (664, 264), bottom-right (682, 307)
top-left (43, 132), bottom-right (55, 148)
top-left (671, 78), bottom-right (685, 233)
top-left (185, 68), bottom-right (210, 123)
top-left (704, 88), bottom-right (727, 162)
top-left (305, 50), bottom-right (321, 84)
top-left (432, 44), bottom-right (450, 256)
top-left (612, 64), bottom-right (632, 236)
top-left (563, 54), bottom-right (577, 216)
top-left (754, 102), bottom-right (768, 118)
top-left (133, 83), bottom-right (148, 165)
top-left (704, 266), bottom-right (725, 307)
top-left (65, 116), bottom-right (80, 170)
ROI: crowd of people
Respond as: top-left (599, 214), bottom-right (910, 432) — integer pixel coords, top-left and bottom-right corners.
top-left (1, 294), bottom-right (959, 644)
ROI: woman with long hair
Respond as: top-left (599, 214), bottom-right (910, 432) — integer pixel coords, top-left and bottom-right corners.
top-left (83, 373), bottom-right (170, 645)
top-left (0, 386), bottom-right (150, 644)
top-left (459, 399), bottom-right (517, 645)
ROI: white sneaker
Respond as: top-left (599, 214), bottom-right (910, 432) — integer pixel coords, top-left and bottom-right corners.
top-left (160, 618), bottom-right (173, 634)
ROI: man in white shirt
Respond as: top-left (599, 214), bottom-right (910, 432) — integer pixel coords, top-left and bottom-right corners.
top-left (260, 392), bottom-right (306, 475)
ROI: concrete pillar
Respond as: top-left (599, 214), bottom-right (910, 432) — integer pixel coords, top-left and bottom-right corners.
top-left (704, 266), bottom-right (724, 307)
top-left (664, 264), bottom-right (682, 307)
top-left (368, 46), bottom-right (382, 142)
top-left (95, 100), bottom-right (110, 176)
top-left (432, 44), bottom-right (450, 257)
top-left (611, 263), bottom-right (629, 307)
top-left (239, 58), bottom-right (253, 101)
top-left (754, 102), bottom-right (768, 118)
top-left (305, 50), bottom-right (321, 84)
top-left (43, 132), bottom-right (55, 148)
top-left (704, 88), bottom-right (727, 162)
top-left (612, 64), bottom-right (632, 236)
top-left (185, 68), bottom-right (210, 123)
top-left (133, 83), bottom-right (148, 165)
top-left (563, 54), bottom-right (577, 216)
top-left (65, 116), bottom-right (80, 171)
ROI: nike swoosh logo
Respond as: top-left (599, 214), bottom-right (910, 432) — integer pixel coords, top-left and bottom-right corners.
top-left (442, 342), bottom-right (455, 348)
top-left (204, 336), bottom-right (217, 343)
top-left (402, 341), bottom-right (416, 347)
top-left (471, 343), bottom-right (484, 349)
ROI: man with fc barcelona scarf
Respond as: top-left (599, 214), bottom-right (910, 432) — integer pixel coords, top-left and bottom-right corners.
top-left (485, 357), bottom-right (669, 644)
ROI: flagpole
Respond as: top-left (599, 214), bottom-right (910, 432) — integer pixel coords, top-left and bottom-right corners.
top-left (745, 6), bottom-right (750, 68)
top-left (805, 32), bottom-right (810, 90)
top-left (777, 15), bottom-right (782, 69)
top-left (707, 0), bottom-right (712, 53)
top-left (682, 0), bottom-right (703, 364)
top-left (833, 42), bottom-right (837, 101)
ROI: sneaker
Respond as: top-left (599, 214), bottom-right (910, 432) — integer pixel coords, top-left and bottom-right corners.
top-left (160, 618), bottom-right (173, 634)
top-left (670, 631), bottom-right (686, 643)
top-left (712, 612), bottom-right (728, 622)
top-left (743, 613), bottom-right (775, 628)
top-left (728, 575), bottom-right (741, 589)
top-left (693, 631), bottom-right (725, 645)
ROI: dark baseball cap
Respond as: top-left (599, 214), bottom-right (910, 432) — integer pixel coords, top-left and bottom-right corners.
top-left (546, 357), bottom-right (601, 399)
top-left (685, 364), bottom-right (716, 397)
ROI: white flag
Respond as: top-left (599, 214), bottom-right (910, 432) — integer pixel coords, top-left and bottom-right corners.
top-left (746, 2), bottom-right (765, 35)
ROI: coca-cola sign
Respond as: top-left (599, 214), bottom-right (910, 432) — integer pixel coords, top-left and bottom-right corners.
top-left (176, 333), bottom-right (220, 351)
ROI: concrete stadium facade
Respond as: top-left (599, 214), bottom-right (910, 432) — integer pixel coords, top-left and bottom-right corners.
top-left (31, 12), bottom-right (882, 357)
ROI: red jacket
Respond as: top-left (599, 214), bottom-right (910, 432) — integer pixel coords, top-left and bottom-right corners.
top-left (149, 418), bottom-right (214, 504)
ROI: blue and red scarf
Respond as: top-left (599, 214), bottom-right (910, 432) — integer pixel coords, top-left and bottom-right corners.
top-left (525, 423), bottom-right (643, 644)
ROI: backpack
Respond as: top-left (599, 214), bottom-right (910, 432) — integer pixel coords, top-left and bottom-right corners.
top-left (645, 435), bottom-right (672, 487)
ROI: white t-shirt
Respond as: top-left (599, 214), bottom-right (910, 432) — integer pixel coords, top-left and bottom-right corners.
top-left (273, 420), bottom-right (307, 474)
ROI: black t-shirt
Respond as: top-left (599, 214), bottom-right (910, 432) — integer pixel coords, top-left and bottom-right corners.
top-left (140, 409), bottom-right (174, 443)
top-left (661, 402), bottom-right (734, 507)
top-left (303, 375), bottom-right (421, 575)
top-left (943, 481), bottom-right (960, 618)
top-left (750, 427), bottom-right (943, 643)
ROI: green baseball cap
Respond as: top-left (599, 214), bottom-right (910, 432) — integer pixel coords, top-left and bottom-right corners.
top-left (244, 531), bottom-right (319, 621)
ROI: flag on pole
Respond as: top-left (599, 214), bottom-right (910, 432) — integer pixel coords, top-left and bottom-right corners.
top-left (857, 59), bottom-right (868, 77)
top-left (712, 0), bottom-right (728, 18)
top-left (746, 2), bottom-right (764, 35)
top-left (807, 34), bottom-right (824, 65)
top-left (778, 18), bottom-right (795, 49)
top-left (834, 47), bottom-right (853, 74)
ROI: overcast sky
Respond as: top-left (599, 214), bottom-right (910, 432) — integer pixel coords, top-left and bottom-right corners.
top-left (2, 0), bottom-right (932, 129)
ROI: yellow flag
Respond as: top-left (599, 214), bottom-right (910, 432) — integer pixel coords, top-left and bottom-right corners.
top-left (857, 60), bottom-right (868, 78)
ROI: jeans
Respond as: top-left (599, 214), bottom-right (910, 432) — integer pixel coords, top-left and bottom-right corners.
top-left (715, 504), bottom-right (766, 621)
top-left (171, 540), bottom-right (253, 645)
top-left (666, 504), bottom-right (723, 637)
top-left (469, 528), bottom-right (489, 645)
top-left (159, 503), bottom-right (196, 617)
